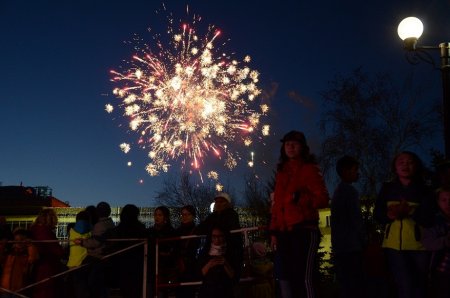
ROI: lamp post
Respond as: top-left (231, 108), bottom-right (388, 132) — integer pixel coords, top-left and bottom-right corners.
top-left (397, 16), bottom-right (450, 159)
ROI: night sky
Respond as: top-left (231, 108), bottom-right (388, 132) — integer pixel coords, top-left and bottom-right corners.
top-left (1, 0), bottom-right (449, 207)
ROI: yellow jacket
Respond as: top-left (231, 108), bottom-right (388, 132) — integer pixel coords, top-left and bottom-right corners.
top-left (67, 228), bottom-right (91, 267)
top-left (382, 201), bottom-right (424, 250)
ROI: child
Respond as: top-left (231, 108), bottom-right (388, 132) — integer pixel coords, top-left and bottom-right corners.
top-left (422, 187), bottom-right (450, 298)
top-left (270, 130), bottom-right (329, 298)
top-left (66, 210), bottom-right (92, 298)
top-left (67, 210), bottom-right (91, 268)
top-left (331, 155), bottom-right (365, 298)
top-left (198, 226), bottom-right (240, 298)
top-left (374, 151), bottom-right (432, 298)
top-left (0, 228), bottom-right (39, 293)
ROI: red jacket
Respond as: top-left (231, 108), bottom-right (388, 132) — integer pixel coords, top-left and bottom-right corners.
top-left (270, 160), bottom-right (329, 231)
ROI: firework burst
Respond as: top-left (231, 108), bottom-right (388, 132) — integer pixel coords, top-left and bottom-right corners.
top-left (107, 8), bottom-right (269, 180)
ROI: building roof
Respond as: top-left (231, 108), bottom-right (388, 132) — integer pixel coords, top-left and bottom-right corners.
top-left (0, 185), bottom-right (70, 216)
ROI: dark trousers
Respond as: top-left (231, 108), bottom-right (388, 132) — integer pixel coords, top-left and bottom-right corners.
top-left (334, 251), bottom-right (364, 298)
top-left (276, 228), bottom-right (319, 298)
top-left (72, 267), bottom-right (90, 298)
top-left (384, 248), bottom-right (430, 298)
top-left (81, 256), bottom-right (109, 298)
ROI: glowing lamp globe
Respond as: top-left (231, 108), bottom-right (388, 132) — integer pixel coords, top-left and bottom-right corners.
top-left (397, 17), bottom-right (423, 41)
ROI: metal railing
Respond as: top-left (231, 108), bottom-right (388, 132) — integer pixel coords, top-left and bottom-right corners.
top-left (1, 226), bottom-right (268, 298)
top-left (0, 238), bottom-right (148, 298)
top-left (154, 226), bottom-right (267, 297)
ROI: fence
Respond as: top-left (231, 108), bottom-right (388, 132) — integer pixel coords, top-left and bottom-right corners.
top-left (0, 226), bottom-right (269, 298)
top-left (154, 226), bottom-right (269, 297)
top-left (0, 238), bottom-right (148, 298)
top-left (4, 206), bottom-right (270, 240)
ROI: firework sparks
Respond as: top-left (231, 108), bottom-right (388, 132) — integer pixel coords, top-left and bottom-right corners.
top-left (120, 143), bottom-right (131, 154)
top-left (248, 151), bottom-right (254, 168)
top-left (107, 8), bottom-right (269, 179)
top-left (105, 104), bottom-right (114, 113)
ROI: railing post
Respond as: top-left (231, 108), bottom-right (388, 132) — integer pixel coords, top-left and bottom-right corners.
top-left (143, 239), bottom-right (148, 298)
top-left (155, 239), bottom-right (159, 298)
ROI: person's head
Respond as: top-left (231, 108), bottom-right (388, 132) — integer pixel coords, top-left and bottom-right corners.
top-left (76, 210), bottom-right (90, 222)
top-left (180, 205), bottom-right (196, 225)
top-left (13, 228), bottom-right (30, 241)
top-left (12, 228), bottom-right (31, 251)
top-left (392, 151), bottom-right (424, 183)
top-left (96, 201), bottom-right (111, 218)
top-left (34, 208), bottom-right (58, 229)
top-left (213, 192), bottom-right (232, 212)
top-left (336, 155), bottom-right (359, 183)
top-left (85, 205), bottom-right (98, 225)
top-left (436, 187), bottom-right (450, 219)
top-left (120, 204), bottom-right (140, 223)
top-left (278, 130), bottom-right (315, 170)
top-left (154, 206), bottom-right (171, 227)
top-left (210, 226), bottom-right (228, 247)
top-left (206, 226), bottom-right (230, 256)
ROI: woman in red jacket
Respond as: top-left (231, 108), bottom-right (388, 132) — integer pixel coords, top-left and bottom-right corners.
top-left (270, 130), bottom-right (329, 298)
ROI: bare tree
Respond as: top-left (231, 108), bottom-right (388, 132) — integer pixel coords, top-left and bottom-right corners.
top-left (154, 171), bottom-right (217, 221)
top-left (243, 174), bottom-right (267, 224)
top-left (320, 68), bottom-right (440, 197)
top-left (241, 172), bottom-right (275, 227)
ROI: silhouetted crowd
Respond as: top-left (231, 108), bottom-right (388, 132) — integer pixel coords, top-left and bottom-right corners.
top-left (0, 130), bottom-right (449, 298)
top-left (0, 193), bottom-right (255, 298)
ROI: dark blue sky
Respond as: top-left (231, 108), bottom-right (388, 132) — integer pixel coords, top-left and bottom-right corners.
top-left (1, 0), bottom-right (448, 207)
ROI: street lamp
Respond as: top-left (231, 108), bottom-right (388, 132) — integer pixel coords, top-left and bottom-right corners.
top-left (397, 16), bottom-right (450, 159)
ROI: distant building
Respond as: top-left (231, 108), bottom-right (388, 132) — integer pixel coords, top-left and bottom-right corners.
top-left (0, 185), bottom-right (70, 231)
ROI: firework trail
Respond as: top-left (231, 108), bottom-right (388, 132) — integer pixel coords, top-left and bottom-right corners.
top-left (106, 7), bottom-right (269, 183)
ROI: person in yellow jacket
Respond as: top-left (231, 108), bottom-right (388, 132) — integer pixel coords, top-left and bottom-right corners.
top-left (67, 210), bottom-right (91, 298)
top-left (374, 151), bottom-right (434, 298)
top-left (67, 211), bottom-right (91, 267)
